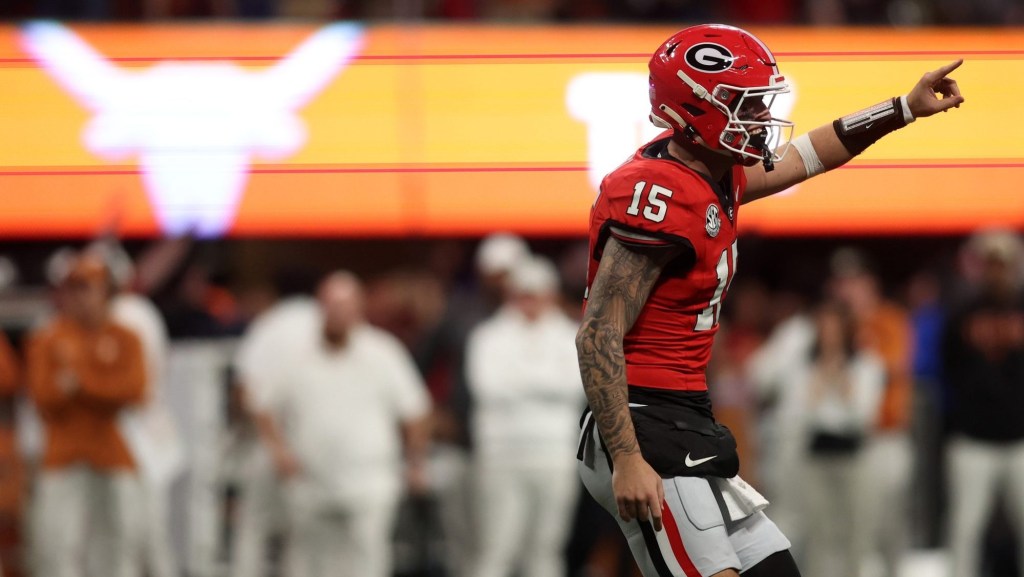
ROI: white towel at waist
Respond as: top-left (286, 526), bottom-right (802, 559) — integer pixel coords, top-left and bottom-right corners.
top-left (713, 475), bottom-right (769, 523)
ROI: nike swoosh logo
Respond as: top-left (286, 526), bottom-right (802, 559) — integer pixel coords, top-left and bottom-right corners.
top-left (684, 453), bottom-right (717, 467)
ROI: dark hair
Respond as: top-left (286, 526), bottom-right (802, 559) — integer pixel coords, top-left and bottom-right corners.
top-left (829, 247), bottom-right (877, 279)
top-left (809, 299), bottom-right (858, 361)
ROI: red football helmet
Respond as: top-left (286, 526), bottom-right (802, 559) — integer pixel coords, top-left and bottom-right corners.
top-left (648, 24), bottom-right (793, 169)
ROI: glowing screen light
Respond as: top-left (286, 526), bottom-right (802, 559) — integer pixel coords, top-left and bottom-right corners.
top-left (21, 22), bottom-right (364, 237)
top-left (0, 25), bottom-right (1019, 238)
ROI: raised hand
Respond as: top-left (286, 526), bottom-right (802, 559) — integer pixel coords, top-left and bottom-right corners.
top-left (907, 59), bottom-right (965, 118)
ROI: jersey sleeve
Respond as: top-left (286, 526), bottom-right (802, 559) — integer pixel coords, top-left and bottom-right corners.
top-left (595, 161), bottom-right (704, 255)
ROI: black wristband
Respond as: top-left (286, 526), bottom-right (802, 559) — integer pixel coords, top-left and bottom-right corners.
top-left (832, 97), bottom-right (909, 156)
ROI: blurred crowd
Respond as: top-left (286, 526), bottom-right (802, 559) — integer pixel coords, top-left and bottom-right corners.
top-left (0, 227), bottom-right (1016, 577)
top-left (0, 0), bottom-right (1022, 25)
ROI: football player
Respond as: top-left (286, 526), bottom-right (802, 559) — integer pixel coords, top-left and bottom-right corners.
top-left (575, 23), bottom-right (963, 577)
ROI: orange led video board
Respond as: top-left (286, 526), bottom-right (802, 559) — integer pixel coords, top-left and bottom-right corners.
top-left (0, 24), bottom-right (1021, 237)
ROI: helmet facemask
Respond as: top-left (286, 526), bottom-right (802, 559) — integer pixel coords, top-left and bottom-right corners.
top-left (712, 82), bottom-right (794, 170)
top-left (670, 68), bottom-right (794, 171)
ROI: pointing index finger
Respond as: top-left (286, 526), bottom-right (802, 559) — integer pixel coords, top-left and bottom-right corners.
top-left (933, 59), bottom-right (964, 79)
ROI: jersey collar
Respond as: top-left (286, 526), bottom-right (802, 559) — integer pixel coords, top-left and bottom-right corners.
top-left (641, 138), bottom-right (735, 223)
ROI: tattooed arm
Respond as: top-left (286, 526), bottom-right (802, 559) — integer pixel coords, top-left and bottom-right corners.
top-left (576, 235), bottom-right (681, 531)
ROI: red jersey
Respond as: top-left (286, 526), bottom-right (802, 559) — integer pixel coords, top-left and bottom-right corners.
top-left (584, 133), bottom-right (744, 392)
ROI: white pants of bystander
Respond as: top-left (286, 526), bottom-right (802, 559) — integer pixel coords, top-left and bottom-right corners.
top-left (946, 436), bottom-right (1024, 577)
top-left (471, 459), bottom-right (580, 577)
top-left (803, 453), bottom-right (861, 577)
top-left (284, 480), bottom-right (400, 577)
top-left (230, 446), bottom-right (286, 577)
top-left (32, 465), bottom-right (143, 577)
top-left (852, 433), bottom-right (913, 577)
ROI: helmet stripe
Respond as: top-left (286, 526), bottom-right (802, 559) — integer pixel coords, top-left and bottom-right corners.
top-left (745, 32), bottom-right (780, 75)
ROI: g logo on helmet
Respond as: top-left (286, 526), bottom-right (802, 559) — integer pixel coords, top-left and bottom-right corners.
top-left (684, 43), bottom-right (735, 73)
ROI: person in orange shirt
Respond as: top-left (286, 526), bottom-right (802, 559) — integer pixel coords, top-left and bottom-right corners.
top-left (0, 330), bottom-right (22, 577)
top-left (829, 248), bottom-right (914, 577)
top-left (26, 253), bottom-right (146, 577)
top-left (0, 333), bottom-right (21, 408)
top-left (86, 240), bottom-right (182, 577)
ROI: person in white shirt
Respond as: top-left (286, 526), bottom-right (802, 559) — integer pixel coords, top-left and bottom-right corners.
top-left (747, 305), bottom-right (815, 554)
top-left (109, 288), bottom-right (181, 577)
top-left (231, 295), bottom-right (320, 577)
top-left (426, 232), bottom-right (531, 577)
top-left (85, 241), bottom-right (183, 577)
top-left (790, 301), bottom-right (885, 577)
top-left (252, 271), bottom-right (431, 577)
top-left (466, 255), bottom-right (586, 577)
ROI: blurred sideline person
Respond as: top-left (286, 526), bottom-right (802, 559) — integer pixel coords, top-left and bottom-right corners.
top-left (418, 233), bottom-right (530, 577)
top-left (230, 294), bottom-right (320, 577)
top-left (905, 269), bottom-right (947, 546)
top-left (251, 271), bottom-right (432, 577)
top-left (829, 248), bottom-right (915, 577)
top-left (87, 241), bottom-right (183, 577)
top-left (747, 303), bottom-right (814, 557)
top-left (27, 253), bottom-right (146, 577)
top-left (574, 23), bottom-right (963, 577)
top-left (707, 282), bottom-right (770, 489)
top-left (943, 229), bottom-right (1024, 577)
top-left (466, 256), bottom-right (585, 577)
top-left (0, 318), bottom-right (20, 577)
top-left (798, 301), bottom-right (884, 577)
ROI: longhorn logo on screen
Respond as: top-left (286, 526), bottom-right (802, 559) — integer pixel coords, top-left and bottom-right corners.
top-left (22, 22), bottom-right (364, 237)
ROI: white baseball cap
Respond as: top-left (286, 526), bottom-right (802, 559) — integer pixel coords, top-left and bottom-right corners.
top-left (968, 228), bottom-right (1024, 265)
top-left (509, 255), bottom-right (559, 295)
top-left (476, 233), bottom-right (530, 276)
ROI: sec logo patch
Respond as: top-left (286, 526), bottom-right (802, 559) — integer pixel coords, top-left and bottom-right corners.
top-left (705, 205), bottom-right (721, 238)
